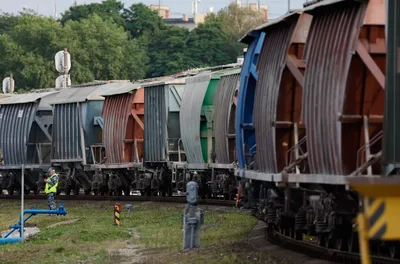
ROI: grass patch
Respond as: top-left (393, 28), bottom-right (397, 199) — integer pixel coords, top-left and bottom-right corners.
top-left (0, 200), bottom-right (270, 263)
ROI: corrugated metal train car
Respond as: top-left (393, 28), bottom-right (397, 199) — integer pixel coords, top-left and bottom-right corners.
top-left (97, 82), bottom-right (144, 196)
top-left (177, 67), bottom-right (242, 198)
top-left (0, 92), bottom-right (57, 194)
top-left (43, 84), bottom-right (106, 195)
top-left (235, 0), bottom-right (394, 257)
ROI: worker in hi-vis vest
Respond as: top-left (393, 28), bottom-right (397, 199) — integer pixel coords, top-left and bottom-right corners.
top-left (44, 167), bottom-right (59, 210)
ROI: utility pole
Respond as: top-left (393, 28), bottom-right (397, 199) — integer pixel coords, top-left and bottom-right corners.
top-left (288, 0), bottom-right (290, 13)
top-left (258, 0), bottom-right (260, 11)
top-left (159, 0), bottom-right (161, 17)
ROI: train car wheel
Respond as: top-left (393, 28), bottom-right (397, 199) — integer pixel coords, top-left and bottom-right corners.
top-left (124, 188), bottom-right (130, 196)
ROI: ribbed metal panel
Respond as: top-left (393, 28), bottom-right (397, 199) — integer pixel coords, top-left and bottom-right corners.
top-left (214, 72), bottom-right (240, 164)
top-left (144, 84), bottom-right (168, 162)
top-left (253, 17), bottom-right (298, 173)
top-left (180, 73), bottom-right (212, 164)
top-left (302, 1), bottom-right (367, 175)
top-left (103, 93), bottom-right (135, 164)
top-left (236, 32), bottom-right (266, 169)
top-left (52, 103), bottom-right (81, 161)
top-left (0, 102), bottom-right (37, 165)
top-left (382, 0), bottom-right (400, 175)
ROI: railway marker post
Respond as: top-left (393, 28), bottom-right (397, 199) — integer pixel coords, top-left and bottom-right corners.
top-left (183, 181), bottom-right (204, 249)
top-left (114, 203), bottom-right (122, 226)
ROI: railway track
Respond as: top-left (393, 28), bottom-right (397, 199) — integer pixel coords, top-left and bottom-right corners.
top-left (0, 194), bottom-right (236, 207)
top-left (266, 228), bottom-right (399, 264)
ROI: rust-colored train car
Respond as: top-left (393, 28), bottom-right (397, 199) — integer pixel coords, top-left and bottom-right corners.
top-left (236, 0), bottom-right (392, 258)
top-left (97, 83), bottom-right (144, 195)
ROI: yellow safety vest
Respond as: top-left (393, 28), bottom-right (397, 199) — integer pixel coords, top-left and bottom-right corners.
top-left (45, 174), bottom-right (59, 194)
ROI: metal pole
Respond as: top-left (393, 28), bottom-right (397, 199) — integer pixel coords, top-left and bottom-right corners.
top-left (63, 48), bottom-right (68, 88)
top-left (288, 0), bottom-right (290, 13)
top-left (21, 165), bottom-right (24, 242)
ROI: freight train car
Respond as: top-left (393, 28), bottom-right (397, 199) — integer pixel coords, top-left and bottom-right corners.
top-left (0, 91), bottom-right (58, 195)
top-left (142, 78), bottom-right (187, 196)
top-left (96, 82), bottom-right (144, 196)
top-left (97, 77), bottom-right (188, 196)
top-left (176, 66), bottom-right (242, 198)
top-left (235, 0), bottom-right (398, 259)
top-left (46, 83), bottom-right (106, 195)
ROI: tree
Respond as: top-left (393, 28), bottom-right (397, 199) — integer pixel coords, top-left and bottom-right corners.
top-left (186, 22), bottom-right (237, 68)
top-left (0, 13), bottom-right (19, 35)
top-left (0, 13), bottom-right (148, 90)
top-left (146, 25), bottom-right (190, 77)
top-left (0, 14), bottom-right (60, 89)
top-left (205, 4), bottom-right (265, 39)
top-left (123, 3), bottom-right (165, 38)
top-left (61, 0), bottom-right (125, 27)
top-left (58, 14), bottom-right (148, 83)
top-left (202, 3), bottom-right (264, 62)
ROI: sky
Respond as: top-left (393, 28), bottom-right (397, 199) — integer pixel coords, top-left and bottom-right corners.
top-left (0, 0), bottom-right (308, 19)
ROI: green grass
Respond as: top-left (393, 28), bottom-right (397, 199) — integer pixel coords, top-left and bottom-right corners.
top-left (0, 200), bottom-right (272, 264)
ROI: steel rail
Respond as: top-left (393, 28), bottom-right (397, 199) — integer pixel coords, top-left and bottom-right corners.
top-left (0, 194), bottom-right (235, 207)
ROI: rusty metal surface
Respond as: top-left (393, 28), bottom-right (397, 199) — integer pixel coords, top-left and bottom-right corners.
top-left (275, 13), bottom-right (311, 172)
top-left (213, 70), bottom-right (240, 164)
top-left (180, 73), bottom-right (212, 164)
top-left (102, 88), bottom-right (144, 164)
top-left (302, 0), bottom-right (368, 175)
top-left (253, 15), bottom-right (299, 173)
top-left (363, 0), bottom-right (385, 25)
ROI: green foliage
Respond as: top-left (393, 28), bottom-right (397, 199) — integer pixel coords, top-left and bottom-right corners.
top-left (186, 22), bottom-right (237, 68)
top-left (0, 13), bottom-right (20, 35)
top-left (60, 0), bottom-right (125, 27)
top-left (146, 25), bottom-right (190, 77)
top-left (59, 14), bottom-right (148, 83)
top-left (205, 3), bottom-right (265, 39)
top-left (0, 12), bottom-right (148, 90)
top-left (123, 3), bottom-right (165, 38)
top-left (0, 2), bottom-right (259, 90)
top-left (203, 3), bottom-right (265, 59)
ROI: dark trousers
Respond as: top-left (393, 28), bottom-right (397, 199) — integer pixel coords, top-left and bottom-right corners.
top-left (47, 192), bottom-right (56, 210)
